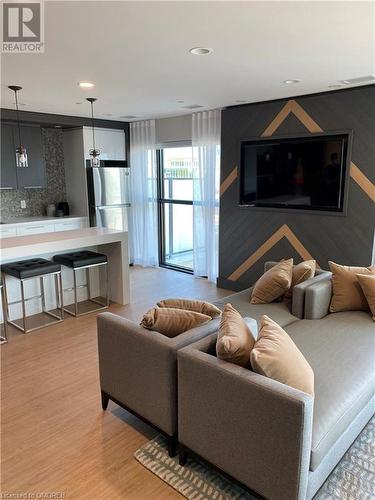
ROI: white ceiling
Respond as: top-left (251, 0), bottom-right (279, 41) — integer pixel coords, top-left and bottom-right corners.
top-left (1, 1), bottom-right (374, 121)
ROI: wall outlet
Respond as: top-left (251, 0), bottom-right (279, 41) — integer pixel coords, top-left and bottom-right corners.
top-left (21, 200), bottom-right (26, 209)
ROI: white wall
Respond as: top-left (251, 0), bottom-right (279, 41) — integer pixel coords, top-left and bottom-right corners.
top-left (155, 114), bottom-right (192, 145)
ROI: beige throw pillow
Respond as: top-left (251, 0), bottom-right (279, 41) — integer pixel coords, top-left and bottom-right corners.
top-left (141, 307), bottom-right (211, 338)
top-left (284, 260), bottom-right (316, 302)
top-left (250, 315), bottom-right (314, 396)
top-left (250, 258), bottom-right (293, 304)
top-left (329, 262), bottom-right (375, 313)
top-left (157, 298), bottom-right (221, 319)
top-left (216, 304), bottom-right (256, 368)
top-left (356, 274), bottom-right (375, 321)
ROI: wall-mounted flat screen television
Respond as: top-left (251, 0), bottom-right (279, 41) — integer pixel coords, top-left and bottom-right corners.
top-left (239, 133), bottom-right (350, 212)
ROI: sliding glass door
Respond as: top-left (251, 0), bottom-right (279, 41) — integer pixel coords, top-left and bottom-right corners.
top-left (157, 146), bottom-right (194, 272)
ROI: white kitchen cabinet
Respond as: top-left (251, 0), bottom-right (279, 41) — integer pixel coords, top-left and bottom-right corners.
top-left (54, 219), bottom-right (86, 232)
top-left (83, 127), bottom-right (126, 161)
top-left (16, 224), bottom-right (52, 236)
top-left (0, 227), bottom-right (17, 238)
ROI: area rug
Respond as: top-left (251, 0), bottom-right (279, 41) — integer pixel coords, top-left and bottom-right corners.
top-left (134, 417), bottom-right (374, 500)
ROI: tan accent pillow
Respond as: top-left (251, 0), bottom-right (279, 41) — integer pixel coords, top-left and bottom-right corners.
top-left (141, 307), bottom-right (211, 338)
top-left (250, 258), bottom-right (293, 304)
top-left (329, 261), bottom-right (375, 313)
top-left (157, 298), bottom-right (221, 319)
top-left (250, 315), bottom-right (314, 396)
top-left (356, 274), bottom-right (375, 321)
top-left (284, 260), bottom-right (316, 302)
top-left (216, 304), bottom-right (255, 368)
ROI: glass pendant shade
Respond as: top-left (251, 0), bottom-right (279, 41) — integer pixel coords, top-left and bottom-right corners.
top-left (9, 85), bottom-right (28, 168)
top-left (16, 146), bottom-right (28, 167)
top-left (90, 148), bottom-right (101, 167)
top-left (87, 97), bottom-right (100, 167)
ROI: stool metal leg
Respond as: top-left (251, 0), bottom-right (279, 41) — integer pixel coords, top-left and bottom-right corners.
top-left (73, 269), bottom-right (78, 317)
top-left (40, 276), bottom-right (46, 313)
top-left (20, 279), bottom-right (27, 334)
top-left (86, 268), bottom-right (91, 301)
top-left (0, 283), bottom-right (8, 344)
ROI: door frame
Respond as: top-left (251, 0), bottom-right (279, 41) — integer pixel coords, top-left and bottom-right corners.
top-left (156, 148), bottom-right (194, 274)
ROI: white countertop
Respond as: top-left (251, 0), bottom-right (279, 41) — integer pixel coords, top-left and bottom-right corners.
top-left (0, 227), bottom-right (127, 262)
top-left (0, 215), bottom-right (87, 227)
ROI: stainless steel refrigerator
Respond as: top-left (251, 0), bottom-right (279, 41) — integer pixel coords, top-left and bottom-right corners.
top-left (86, 160), bottom-right (132, 261)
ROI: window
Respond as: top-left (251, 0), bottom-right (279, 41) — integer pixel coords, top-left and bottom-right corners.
top-left (157, 146), bottom-right (194, 271)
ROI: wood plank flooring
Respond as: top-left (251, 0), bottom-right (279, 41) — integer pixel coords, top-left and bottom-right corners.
top-left (1, 266), bottom-right (231, 499)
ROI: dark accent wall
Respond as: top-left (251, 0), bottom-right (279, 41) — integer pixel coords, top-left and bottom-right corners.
top-left (218, 86), bottom-right (375, 290)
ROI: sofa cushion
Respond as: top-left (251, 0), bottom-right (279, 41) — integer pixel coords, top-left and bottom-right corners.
top-left (285, 311), bottom-right (375, 470)
top-left (251, 259), bottom-right (293, 304)
top-left (284, 260), bottom-right (316, 302)
top-left (216, 304), bottom-right (255, 368)
top-left (329, 261), bottom-right (375, 313)
top-left (140, 307), bottom-right (211, 337)
top-left (251, 315), bottom-right (314, 396)
top-left (157, 298), bottom-right (221, 319)
top-left (214, 288), bottom-right (298, 328)
top-left (357, 274), bottom-right (375, 321)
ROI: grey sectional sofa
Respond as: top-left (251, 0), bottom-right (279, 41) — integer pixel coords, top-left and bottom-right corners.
top-left (178, 276), bottom-right (375, 500)
top-left (97, 261), bottom-right (327, 459)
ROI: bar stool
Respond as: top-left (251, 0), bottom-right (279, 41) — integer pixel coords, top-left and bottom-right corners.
top-left (53, 250), bottom-right (109, 317)
top-left (1, 258), bottom-right (64, 334)
top-left (0, 280), bottom-right (8, 344)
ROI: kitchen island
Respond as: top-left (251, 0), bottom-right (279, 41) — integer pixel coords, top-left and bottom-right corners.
top-left (0, 227), bottom-right (130, 320)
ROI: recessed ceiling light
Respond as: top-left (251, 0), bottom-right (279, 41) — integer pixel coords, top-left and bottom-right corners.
top-left (176, 100), bottom-right (185, 103)
top-left (181, 104), bottom-right (204, 109)
top-left (121, 115), bottom-right (137, 119)
top-left (79, 82), bottom-right (95, 88)
top-left (339, 75), bottom-right (375, 85)
top-left (328, 84), bottom-right (342, 89)
top-left (13, 102), bottom-right (26, 106)
top-left (75, 102), bottom-right (82, 105)
top-left (283, 79), bottom-right (301, 84)
top-left (236, 100), bottom-right (247, 103)
top-left (189, 47), bottom-right (213, 56)
top-left (102, 113), bottom-right (113, 117)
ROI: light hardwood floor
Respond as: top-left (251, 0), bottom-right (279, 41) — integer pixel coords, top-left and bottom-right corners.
top-left (1, 266), bottom-right (231, 499)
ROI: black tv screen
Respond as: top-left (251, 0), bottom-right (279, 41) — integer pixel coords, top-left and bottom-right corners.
top-left (239, 134), bottom-right (349, 212)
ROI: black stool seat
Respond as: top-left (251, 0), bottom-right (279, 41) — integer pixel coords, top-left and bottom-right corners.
top-left (1, 258), bottom-right (61, 280)
top-left (53, 250), bottom-right (107, 269)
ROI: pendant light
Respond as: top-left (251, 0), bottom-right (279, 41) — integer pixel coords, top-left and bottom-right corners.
top-left (86, 97), bottom-right (100, 166)
top-left (8, 85), bottom-right (28, 167)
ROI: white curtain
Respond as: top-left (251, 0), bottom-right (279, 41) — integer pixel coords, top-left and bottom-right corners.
top-left (129, 120), bottom-right (158, 267)
top-left (192, 109), bottom-right (221, 282)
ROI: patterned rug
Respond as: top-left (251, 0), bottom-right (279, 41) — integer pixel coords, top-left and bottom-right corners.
top-left (134, 417), bottom-right (374, 500)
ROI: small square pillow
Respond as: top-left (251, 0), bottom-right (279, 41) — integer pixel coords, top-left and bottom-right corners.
top-left (216, 304), bottom-right (256, 368)
top-left (250, 258), bottom-right (293, 304)
top-left (141, 307), bottom-right (211, 338)
top-left (329, 261), bottom-right (375, 313)
top-left (250, 315), bottom-right (314, 396)
top-left (356, 274), bottom-right (375, 321)
top-left (284, 259), bottom-right (316, 302)
top-left (157, 298), bottom-right (221, 319)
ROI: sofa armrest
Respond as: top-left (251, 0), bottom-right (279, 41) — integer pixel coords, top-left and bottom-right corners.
top-left (178, 342), bottom-right (313, 500)
top-left (304, 278), bottom-right (332, 319)
top-left (292, 270), bottom-right (332, 318)
top-left (97, 312), bottom-right (220, 435)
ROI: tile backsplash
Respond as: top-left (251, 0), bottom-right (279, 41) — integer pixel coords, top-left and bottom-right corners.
top-left (0, 128), bottom-right (67, 219)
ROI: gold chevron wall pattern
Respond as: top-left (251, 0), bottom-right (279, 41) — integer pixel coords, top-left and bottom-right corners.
top-left (218, 87), bottom-right (375, 288)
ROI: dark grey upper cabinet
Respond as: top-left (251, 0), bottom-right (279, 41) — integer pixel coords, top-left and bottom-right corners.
top-left (1, 124), bottom-right (18, 189)
top-left (16, 126), bottom-right (46, 189)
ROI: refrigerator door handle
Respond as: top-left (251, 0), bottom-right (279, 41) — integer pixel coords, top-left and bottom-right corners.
top-left (96, 203), bottom-right (131, 208)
